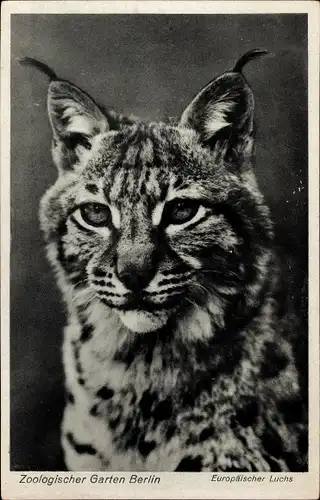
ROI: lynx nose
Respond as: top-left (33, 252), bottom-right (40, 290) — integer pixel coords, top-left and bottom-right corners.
top-left (116, 246), bottom-right (157, 293)
top-left (118, 267), bottom-right (154, 293)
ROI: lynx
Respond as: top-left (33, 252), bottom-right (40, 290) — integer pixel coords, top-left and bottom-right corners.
top-left (21, 50), bottom-right (307, 471)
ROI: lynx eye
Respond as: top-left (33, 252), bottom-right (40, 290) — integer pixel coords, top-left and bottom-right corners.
top-left (164, 199), bottom-right (200, 225)
top-left (79, 203), bottom-right (110, 227)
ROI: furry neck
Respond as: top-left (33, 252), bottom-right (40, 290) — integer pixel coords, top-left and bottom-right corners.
top-left (65, 285), bottom-right (265, 376)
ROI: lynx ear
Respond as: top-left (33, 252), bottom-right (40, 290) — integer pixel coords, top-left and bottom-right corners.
top-left (48, 80), bottom-right (109, 171)
top-left (19, 57), bottom-right (110, 171)
top-left (179, 72), bottom-right (254, 139)
top-left (179, 50), bottom-right (268, 167)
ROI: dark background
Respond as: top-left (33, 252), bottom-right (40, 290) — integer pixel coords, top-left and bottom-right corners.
top-left (11, 14), bottom-right (308, 470)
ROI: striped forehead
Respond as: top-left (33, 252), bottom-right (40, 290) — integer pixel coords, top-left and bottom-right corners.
top-left (81, 125), bottom-right (205, 207)
top-left (102, 128), bottom-right (172, 203)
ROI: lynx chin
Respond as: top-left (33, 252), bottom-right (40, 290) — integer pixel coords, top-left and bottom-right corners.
top-left (21, 49), bottom-right (307, 472)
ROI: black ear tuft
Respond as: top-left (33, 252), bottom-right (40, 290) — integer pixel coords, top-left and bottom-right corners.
top-left (18, 57), bottom-right (58, 81)
top-left (233, 49), bottom-right (270, 73)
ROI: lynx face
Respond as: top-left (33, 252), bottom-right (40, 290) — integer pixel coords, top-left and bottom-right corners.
top-left (39, 51), bottom-right (273, 335)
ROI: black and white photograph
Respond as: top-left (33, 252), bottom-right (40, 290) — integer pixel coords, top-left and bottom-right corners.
top-left (1, 1), bottom-right (319, 499)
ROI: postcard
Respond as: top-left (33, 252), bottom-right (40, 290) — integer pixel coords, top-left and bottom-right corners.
top-left (1, 1), bottom-right (319, 499)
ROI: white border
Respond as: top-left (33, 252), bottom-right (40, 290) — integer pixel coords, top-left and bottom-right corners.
top-left (1, 0), bottom-right (320, 14)
top-left (1, 2), bottom-right (319, 499)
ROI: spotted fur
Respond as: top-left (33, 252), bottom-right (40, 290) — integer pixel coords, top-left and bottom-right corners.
top-left (22, 50), bottom-right (306, 471)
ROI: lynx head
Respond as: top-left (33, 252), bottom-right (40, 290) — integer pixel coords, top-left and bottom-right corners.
top-left (27, 51), bottom-right (273, 338)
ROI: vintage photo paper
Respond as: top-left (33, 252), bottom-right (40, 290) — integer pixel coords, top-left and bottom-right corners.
top-left (1, 1), bottom-right (319, 499)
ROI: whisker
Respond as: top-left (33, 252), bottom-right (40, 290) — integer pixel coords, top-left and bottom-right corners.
top-left (199, 269), bottom-right (241, 279)
top-left (185, 296), bottom-right (199, 310)
top-left (66, 277), bottom-right (88, 295)
top-left (69, 286), bottom-right (94, 308)
top-left (191, 282), bottom-right (212, 295)
top-left (82, 291), bottom-right (96, 309)
top-left (94, 293), bottom-right (114, 310)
